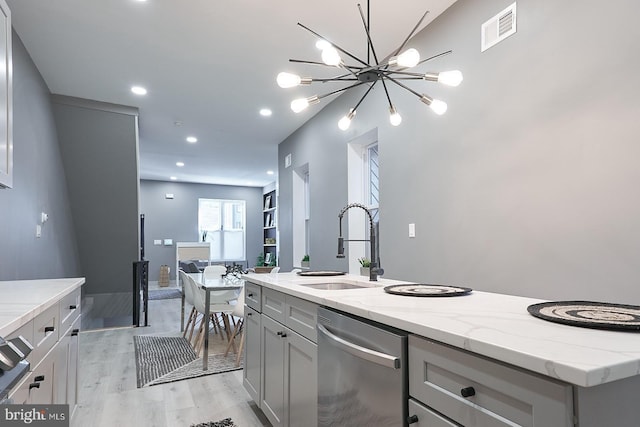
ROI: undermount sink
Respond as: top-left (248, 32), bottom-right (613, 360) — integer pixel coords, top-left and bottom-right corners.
top-left (298, 282), bottom-right (371, 290)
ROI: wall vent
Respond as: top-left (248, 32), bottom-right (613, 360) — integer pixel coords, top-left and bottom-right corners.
top-left (481, 2), bottom-right (517, 52)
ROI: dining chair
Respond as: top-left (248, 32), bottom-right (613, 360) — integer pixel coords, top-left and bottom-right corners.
top-left (179, 270), bottom-right (199, 342)
top-left (269, 266), bottom-right (280, 274)
top-left (188, 274), bottom-right (238, 356)
top-left (203, 264), bottom-right (227, 279)
top-left (224, 286), bottom-right (245, 367)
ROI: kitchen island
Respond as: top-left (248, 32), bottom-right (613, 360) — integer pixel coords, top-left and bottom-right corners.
top-left (244, 272), bottom-right (640, 427)
top-left (0, 277), bottom-right (84, 410)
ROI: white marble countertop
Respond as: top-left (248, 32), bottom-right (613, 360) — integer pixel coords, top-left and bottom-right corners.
top-left (244, 272), bottom-right (640, 388)
top-left (0, 277), bottom-right (85, 337)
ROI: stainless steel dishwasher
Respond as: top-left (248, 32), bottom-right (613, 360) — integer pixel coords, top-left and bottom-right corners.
top-left (317, 306), bottom-right (408, 426)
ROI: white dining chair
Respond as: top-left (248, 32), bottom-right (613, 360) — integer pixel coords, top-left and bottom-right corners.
top-left (179, 270), bottom-right (199, 342)
top-left (269, 266), bottom-right (280, 274)
top-left (188, 274), bottom-right (237, 356)
top-left (224, 286), bottom-right (245, 367)
top-left (203, 264), bottom-right (227, 279)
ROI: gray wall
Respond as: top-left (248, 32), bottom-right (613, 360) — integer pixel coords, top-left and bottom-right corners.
top-left (0, 31), bottom-right (81, 280)
top-left (278, 0), bottom-right (640, 304)
top-left (52, 97), bottom-right (139, 297)
top-left (140, 179), bottom-right (264, 282)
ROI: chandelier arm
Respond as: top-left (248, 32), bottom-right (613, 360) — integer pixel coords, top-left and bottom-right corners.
top-left (314, 77), bottom-right (360, 82)
top-left (317, 81), bottom-right (369, 100)
top-left (384, 75), bottom-right (422, 99)
top-left (380, 77), bottom-right (394, 109)
top-left (289, 59), bottom-right (365, 70)
top-left (417, 50), bottom-right (453, 66)
top-left (391, 9), bottom-right (430, 57)
top-left (357, 2), bottom-right (380, 65)
top-left (297, 22), bottom-right (370, 67)
top-left (351, 80), bottom-right (378, 112)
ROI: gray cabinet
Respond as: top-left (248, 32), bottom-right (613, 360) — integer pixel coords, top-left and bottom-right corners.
top-left (243, 305), bottom-right (261, 403)
top-left (261, 314), bottom-right (287, 426)
top-left (243, 281), bottom-right (318, 427)
top-left (408, 335), bottom-right (573, 427)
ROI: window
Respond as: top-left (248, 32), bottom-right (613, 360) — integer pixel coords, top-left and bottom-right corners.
top-left (198, 199), bottom-right (246, 262)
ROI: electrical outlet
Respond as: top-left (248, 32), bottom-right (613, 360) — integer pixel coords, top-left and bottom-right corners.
top-left (153, 240), bottom-right (162, 245)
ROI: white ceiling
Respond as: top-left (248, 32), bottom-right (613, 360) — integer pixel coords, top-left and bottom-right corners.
top-left (7, 0), bottom-right (456, 187)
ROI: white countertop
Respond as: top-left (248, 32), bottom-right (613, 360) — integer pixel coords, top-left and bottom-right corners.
top-left (244, 272), bottom-right (640, 388)
top-left (0, 277), bottom-right (85, 337)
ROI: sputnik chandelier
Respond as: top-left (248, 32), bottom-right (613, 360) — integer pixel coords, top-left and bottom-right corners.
top-left (276, 1), bottom-right (463, 130)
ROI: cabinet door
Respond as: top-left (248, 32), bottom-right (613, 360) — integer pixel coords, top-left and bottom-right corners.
top-left (53, 331), bottom-right (70, 404)
top-left (261, 314), bottom-right (286, 427)
top-left (243, 306), bottom-right (261, 403)
top-left (67, 323), bottom-right (80, 413)
top-left (285, 329), bottom-right (317, 427)
top-left (28, 350), bottom-right (55, 404)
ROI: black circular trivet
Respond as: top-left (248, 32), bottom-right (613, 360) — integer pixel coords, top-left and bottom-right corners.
top-left (383, 284), bottom-right (472, 297)
top-left (297, 271), bottom-right (346, 277)
top-left (527, 301), bottom-right (640, 331)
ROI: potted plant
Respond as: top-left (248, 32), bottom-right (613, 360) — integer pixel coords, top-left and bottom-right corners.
top-left (255, 253), bottom-right (273, 273)
top-left (358, 257), bottom-right (371, 276)
top-left (301, 254), bottom-right (310, 268)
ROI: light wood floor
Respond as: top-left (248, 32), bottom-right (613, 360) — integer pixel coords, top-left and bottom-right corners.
top-left (72, 292), bottom-right (271, 427)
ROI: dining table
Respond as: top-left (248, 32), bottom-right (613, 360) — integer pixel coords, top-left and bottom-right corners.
top-left (183, 272), bottom-right (244, 370)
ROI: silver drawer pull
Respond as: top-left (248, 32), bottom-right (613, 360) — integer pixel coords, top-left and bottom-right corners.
top-left (318, 324), bottom-right (401, 369)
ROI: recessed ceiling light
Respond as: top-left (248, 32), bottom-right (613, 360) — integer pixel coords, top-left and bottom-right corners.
top-left (260, 108), bottom-right (273, 117)
top-left (131, 86), bottom-right (147, 95)
top-left (267, 170), bottom-right (275, 175)
top-left (176, 162), bottom-right (185, 167)
top-left (170, 176), bottom-right (177, 181)
top-left (186, 136), bottom-right (197, 143)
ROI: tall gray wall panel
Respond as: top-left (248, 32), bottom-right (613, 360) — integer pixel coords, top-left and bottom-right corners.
top-left (0, 31), bottom-right (81, 280)
top-left (139, 180), bottom-right (263, 282)
top-left (52, 97), bottom-right (139, 307)
top-left (278, 0), bottom-right (640, 304)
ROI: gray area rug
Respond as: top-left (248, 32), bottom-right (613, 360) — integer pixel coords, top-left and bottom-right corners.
top-left (191, 418), bottom-right (236, 427)
top-left (148, 288), bottom-right (182, 300)
top-left (134, 335), bottom-right (243, 388)
top-left (133, 336), bottom-right (197, 387)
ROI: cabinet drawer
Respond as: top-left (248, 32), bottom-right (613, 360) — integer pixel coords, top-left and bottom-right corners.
top-left (245, 282), bottom-right (262, 312)
top-left (409, 335), bottom-right (573, 427)
top-left (408, 398), bottom-right (459, 427)
top-left (284, 295), bottom-right (318, 343)
top-left (262, 288), bottom-right (286, 324)
top-left (59, 288), bottom-right (81, 334)
top-left (31, 304), bottom-right (60, 368)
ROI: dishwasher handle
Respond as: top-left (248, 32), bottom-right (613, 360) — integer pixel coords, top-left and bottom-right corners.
top-left (317, 324), bottom-right (401, 369)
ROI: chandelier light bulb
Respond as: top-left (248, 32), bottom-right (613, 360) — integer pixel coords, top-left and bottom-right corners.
top-left (277, 72), bottom-right (302, 88)
top-left (389, 107), bottom-right (402, 126)
top-left (316, 39), bottom-right (331, 50)
top-left (321, 46), bottom-right (342, 67)
top-left (338, 109), bottom-right (356, 131)
top-left (291, 95), bottom-right (319, 113)
top-left (437, 70), bottom-right (464, 87)
top-left (394, 48), bottom-right (420, 68)
top-left (429, 99), bottom-right (448, 115)
top-left (420, 95), bottom-right (448, 115)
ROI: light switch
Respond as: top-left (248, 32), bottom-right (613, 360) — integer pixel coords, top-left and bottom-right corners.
top-left (36, 225), bottom-right (42, 238)
top-left (408, 223), bottom-right (416, 238)
top-left (153, 240), bottom-right (162, 246)
top-left (163, 239), bottom-right (173, 246)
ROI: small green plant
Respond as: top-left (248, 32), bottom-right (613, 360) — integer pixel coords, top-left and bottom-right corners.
top-left (269, 253), bottom-right (277, 266)
top-left (256, 253), bottom-right (265, 266)
top-left (358, 257), bottom-right (371, 267)
top-left (302, 254), bottom-right (310, 262)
